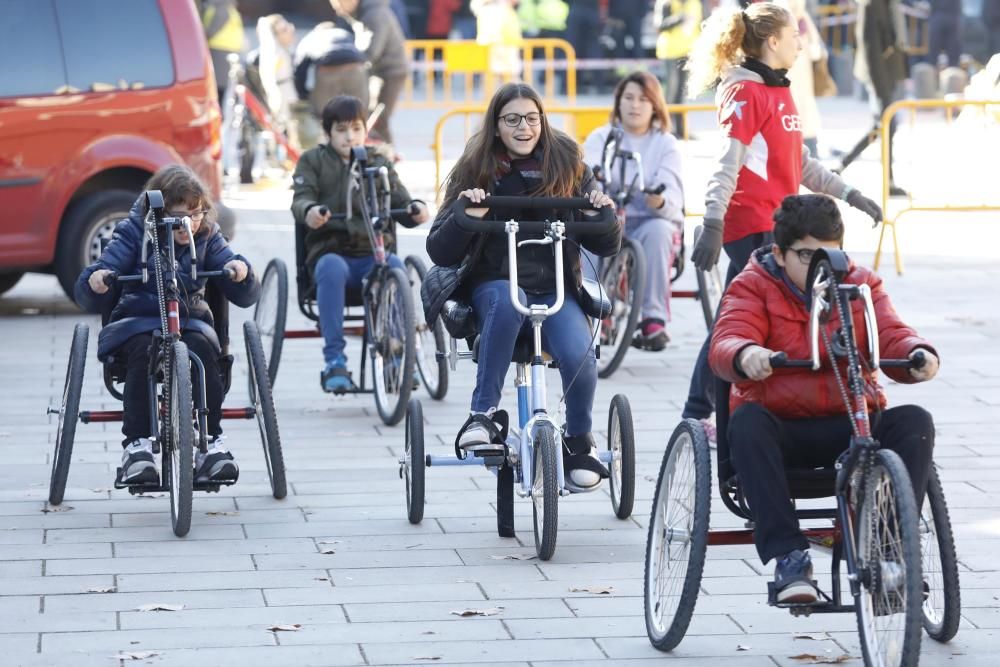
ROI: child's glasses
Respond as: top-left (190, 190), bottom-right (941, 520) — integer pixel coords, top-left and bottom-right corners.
top-left (499, 112), bottom-right (542, 127)
top-left (167, 210), bottom-right (206, 222)
top-left (786, 247), bottom-right (817, 264)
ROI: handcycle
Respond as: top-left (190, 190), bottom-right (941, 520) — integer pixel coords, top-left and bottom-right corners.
top-left (48, 191), bottom-right (286, 537)
top-left (642, 248), bottom-right (960, 666)
top-left (591, 126), bottom-right (724, 378)
top-left (400, 195), bottom-right (637, 561)
top-left (252, 146), bottom-right (448, 426)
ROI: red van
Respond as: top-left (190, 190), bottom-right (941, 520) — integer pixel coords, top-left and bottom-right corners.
top-left (0, 0), bottom-right (231, 299)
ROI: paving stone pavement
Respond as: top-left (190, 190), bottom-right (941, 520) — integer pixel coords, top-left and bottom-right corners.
top-left (2, 101), bottom-right (999, 666)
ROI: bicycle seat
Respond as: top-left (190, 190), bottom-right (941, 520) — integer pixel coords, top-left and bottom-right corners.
top-left (471, 330), bottom-right (550, 365)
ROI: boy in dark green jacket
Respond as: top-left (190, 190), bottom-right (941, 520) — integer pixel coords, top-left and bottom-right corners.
top-left (291, 95), bottom-right (429, 392)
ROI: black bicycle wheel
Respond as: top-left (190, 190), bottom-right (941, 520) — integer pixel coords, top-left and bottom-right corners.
top-left (854, 448), bottom-right (923, 667)
top-left (404, 256), bottom-right (448, 400)
top-left (532, 422), bottom-right (560, 561)
top-left (644, 419), bottom-right (712, 652)
top-left (371, 267), bottom-right (416, 426)
top-left (608, 394), bottom-right (635, 519)
top-left (167, 341), bottom-right (195, 537)
top-left (920, 465), bottom-right (961, 642)
top-left (244, 320), bottom-right (287, 500)
top-left (402, 398), bottom-right (425, 524)
top-left (251, 258), bottom-right (288, 392)
top-left (49, 323), bottom-right (88, 505)
top-left (597, 237), bottom-right (646, 379)
top-left (693, 226), bottom-right (723, 331)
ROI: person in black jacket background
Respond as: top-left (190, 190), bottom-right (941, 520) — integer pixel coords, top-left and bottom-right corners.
top-left (75, 166), bottom-right (260, 488)
top-left (426, 83), bottom-right (620, 492)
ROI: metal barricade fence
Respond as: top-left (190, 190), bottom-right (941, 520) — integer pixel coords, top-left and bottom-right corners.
top-left (430, 103), bottom-right (716, 206)
top-left (401, 38), bottom-right (577, 109)
top-left (876, 97), bottom-right (1000, 274)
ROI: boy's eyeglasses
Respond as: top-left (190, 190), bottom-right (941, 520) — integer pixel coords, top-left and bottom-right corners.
top-left (167, 210), bottom-right (206, 222)
top-left (499, 112), bottom-right (542, 127)
top-left (785, 247), bottom-right (818, 264)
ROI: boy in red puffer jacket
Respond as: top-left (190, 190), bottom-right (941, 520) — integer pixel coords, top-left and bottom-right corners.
top-left (709, 194), bottom-right (939, 604)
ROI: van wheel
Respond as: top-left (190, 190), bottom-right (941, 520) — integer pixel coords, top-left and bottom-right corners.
top-left (0, 271), bottom-right (24, 296)
top-left (55, 190), bottom-right (136, 300)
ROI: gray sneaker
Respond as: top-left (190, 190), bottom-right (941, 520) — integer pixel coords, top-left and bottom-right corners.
top-left (456, 409), bottom-right (505, 455)
top-left (195, 436), bottom-right (239, 484)
top-left (121, 438), bottom-right (158, 485)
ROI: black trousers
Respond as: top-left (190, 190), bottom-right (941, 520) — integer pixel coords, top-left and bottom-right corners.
top-left (682, 231), bottom-right (774, 419)
top-left (729, 403), bottom-right (935, 564)
top-left (120, 332), bottom-right (223, 446)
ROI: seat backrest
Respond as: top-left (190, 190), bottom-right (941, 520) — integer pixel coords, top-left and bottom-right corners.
top-left (293, 220), bottom-right (319, 321)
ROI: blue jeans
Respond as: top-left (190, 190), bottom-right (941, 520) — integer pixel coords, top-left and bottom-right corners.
top-left (314, 252), bottom-right (404, 365)
top-left (471, 280), bottom-right (597, 435)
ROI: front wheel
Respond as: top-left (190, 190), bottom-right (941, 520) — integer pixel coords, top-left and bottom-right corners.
top-left (49, 323), bottom-right (88, 505)
top-left (371, 267), bottom-right (416, 426)
top-left (404, 256), bottom-right (448, 400)
top-left (402, 398), bottom-right (425, 524)
top-left (251, 258), bottom-right (288, 391)
top-left (854, 449), bottom-right (923, 667)
top-left (244, 320), bottom-right (287, 500)
top-left (920, 465), bottom-right (961, 642)
top-left (607, 394), bottom-right (635, 519)
top-left (166, 342), bottom-right (195, 537)
top-left (596, 238), bottom-right (646, 379)
top-left (532, 422), bottom-right (560, 561)
top-left (693, 226), bottom-right (723, 330)
top-left (644, 419), bottom-right (712, 652)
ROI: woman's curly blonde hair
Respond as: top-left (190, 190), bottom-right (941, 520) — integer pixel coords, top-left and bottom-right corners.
top-left (685, 2), bottom-right (793, 98)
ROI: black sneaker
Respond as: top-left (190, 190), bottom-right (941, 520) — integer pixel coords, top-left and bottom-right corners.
top-left (195, 436), bottom-right (239, 484)
top-left (562, 432), bottom-right (608, 492)
top-left (121, 439), bottom-right (158, 485)
top-left (774, 549), bottom-right (817, 603)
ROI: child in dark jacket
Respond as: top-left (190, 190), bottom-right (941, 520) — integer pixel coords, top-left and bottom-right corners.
top-left (291, 95), bottom-right (429, 393)
top-left (75, 165), bottom-right (260, 486)
top-left (709, 194), bottom-right (939, 604)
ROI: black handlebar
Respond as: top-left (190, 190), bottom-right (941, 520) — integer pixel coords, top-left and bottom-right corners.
top-left (452, 196), bottom-right (617, 234)
top-left (645, 184), bottom-right (666, 196)
top-left (769, 350), bottom-right (927, 370)
top-left (104, 267), bottom-right (236, 285)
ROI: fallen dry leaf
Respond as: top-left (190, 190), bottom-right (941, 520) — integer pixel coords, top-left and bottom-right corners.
top-left (488, 553), bottom-right (537, 561)
top-left (318, 540), bottom-right (340, 545)
top-left (737, 645), bottom-right (751, 651)
top-left (449, 607), bottom-right (503, 617)
top-left (268, 624), bottom-right (302, 632)
top-left (90, 488), bottom-right (110, 493)
top-left (205, 511), bottom-right (238, 516)
top-left (115, 651), bottom-right (160, 660)
top-left (569, 586), bottom-right (616, 595)
top-left (794, 634), bottom-right (834, 641)
top-left (320, 549), bottom-right (336, 555)
top-left (86, 587), bottom-right (116, 594)
top-left (135, 603), bottom-right (184, 612)
top-left (41, 505), bottom-right (73, 513)
top-left (412, 657), bottom-right (441, 661)
top-left (789, 654), bottom-right (856, 665)
top-left (313, 577), bottom-right (330, 582)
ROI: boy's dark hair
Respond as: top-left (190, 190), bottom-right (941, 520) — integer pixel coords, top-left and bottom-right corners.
top-left (143, 164), bottom-right (213, 222)
top-left (773, 194), bottom-right (844, 250)
top-left (322, 95), bottom-right (366, 136)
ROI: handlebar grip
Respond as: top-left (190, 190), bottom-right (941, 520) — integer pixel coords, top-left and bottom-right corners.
top-left (317, 206), bottom-right (329, 217)
top-left (880, 350), bottom-right (926, 370)
top-left (769, 352), bottom-right (813, 368)
top-left (223, 267), bottom-right (237, 281)
top-left (646, 184), bottom-right (666, 195)
top-left (102, 271), bottom-right (118, 286)
top-left (452, 196), bottom-right (616, 234)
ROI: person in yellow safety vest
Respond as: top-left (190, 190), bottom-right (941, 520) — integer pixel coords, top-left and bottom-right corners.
top-left (518, 0), bottom-right (569, 36)
top-left (472, 0), bottom-right (524, 78)
top-left (654, 0), bottom-right (701, 137)
top-left (197, 0), bottom-right (246, 103)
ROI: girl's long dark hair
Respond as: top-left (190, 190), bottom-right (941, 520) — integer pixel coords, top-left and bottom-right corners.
top-left (441, 83), bottom-right (584, 203)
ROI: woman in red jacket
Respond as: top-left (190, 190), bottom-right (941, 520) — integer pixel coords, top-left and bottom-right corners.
top-left (709, 194), bottom-right (939, 604)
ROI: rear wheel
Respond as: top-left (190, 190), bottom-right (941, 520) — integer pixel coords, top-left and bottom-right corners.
top-left (251, 258), bottom-right (288, 390)
top-left (920, 465), bottom-right (961, 642)
top-left (607, 394), bottom-right (635, 519)
top-left (167, 342), bottom-right (195, 538)
top-left (693, 226), bottom-right (723, 330)
top-left (404, 256), bottom-right (448, 400)
top-left (49, 323), bottom-right (88, 505)
top-left (596, 238), bottom-right (645, 379)
top-left (855, 449), bottom-right (923, 667)
top-left (0, 271), bottom-right (24, 296)
top-left (402, 398), bottom-right (425, 524)
top-left (644, 419), bottom-right (712, 651)
top-left (244, 320), bottom-right (287, 500)
top-left (371, 267), bottom-right (416, 426)
top-left (532, 422), bottom-right (560, 561)
top-left (55, 189), bottom-right (136, 300)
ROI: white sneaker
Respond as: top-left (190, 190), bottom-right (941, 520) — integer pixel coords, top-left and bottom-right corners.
top-left (121, 438), bottom-right (158, 484)
top-left (457, 409), bottom-right (504, 453)
top-left (195, 436), bottom-right (239, 483)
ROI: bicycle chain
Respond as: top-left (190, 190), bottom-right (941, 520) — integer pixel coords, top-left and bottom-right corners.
top-left (148, 214), bottom-right (173, 446)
